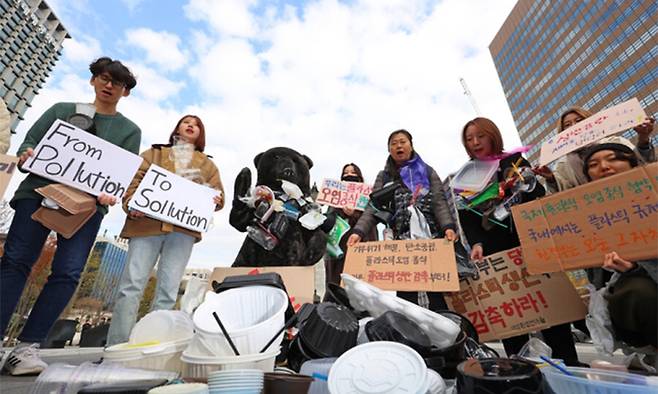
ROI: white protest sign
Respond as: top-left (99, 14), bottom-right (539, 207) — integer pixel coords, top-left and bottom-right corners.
top-left (539, 98), bottom-right (647, 166)
top-left (23, 119), bottom-right (143, 198)
top-left (128, 164), bottom-right (217, 232)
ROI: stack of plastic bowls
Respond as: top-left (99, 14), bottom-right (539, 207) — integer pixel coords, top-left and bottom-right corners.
top-left (147, 383), bottom-right (209, 393)
top-left (207, 369), bottom-right (264, 393)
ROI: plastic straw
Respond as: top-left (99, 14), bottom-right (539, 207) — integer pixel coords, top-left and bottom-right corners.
top-left (540, 355), bottom-right (573, 376)
top-left (461, 205), bottom-right (508, 228)
top-left (212, 311), bottom-right (240, 356)
top-left (259, 314), bottom-right (298, 353)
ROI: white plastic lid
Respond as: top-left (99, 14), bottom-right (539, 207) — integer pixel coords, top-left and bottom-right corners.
top-left (328, 342), bottom-right (428, 394)
top-left (450, 159), bottom-right (499, 192)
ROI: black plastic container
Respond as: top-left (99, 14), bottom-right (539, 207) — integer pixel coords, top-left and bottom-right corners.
top-left (322, 283), bottom-right (353, 310)
top-left (424, 330), bottom-right (468, 379)
top-left (286, 335), bottom-right (322, 372)
top-left (212, 272), bottom-right (295, 320)
top-left (365, 311), bottom-right (432, 355)
top-left (298, 302), bottom-right (358, 358)
top-left (456, 358), bottom-right (544, 394)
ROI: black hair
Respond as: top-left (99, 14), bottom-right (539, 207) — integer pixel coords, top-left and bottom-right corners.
top-left (341, 163), bottom-right (364, 182)
top-left (387, 129), bottom-right (413, 147)
top-left (89, 57), bottom-right (137, 90)
top-left (583, 143), bottom-right (639, 180)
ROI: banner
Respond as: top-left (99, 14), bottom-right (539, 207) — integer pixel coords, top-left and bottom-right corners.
top-left (316, 178), bottom-right (372, 210)
top-left (445, 247), bottom-right (587, 342)
top-left (343, 239), bottom-right (459, 291)
top-left (208, 265), bottom-right (317, 312)
top-left (0, 153), bottom-right (18, 198)
top-left (128, 165), bottom-right (217, 232)
top-left (511, 163), bottom-right (658, 274)
top-left (539, 98), bottom-right (647, 166)
top-left (23, 120), bottom-right (142, 198)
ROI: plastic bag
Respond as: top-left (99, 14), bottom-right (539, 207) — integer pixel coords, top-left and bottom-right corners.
top-left (585, 284), bottom-right (616, 355)
top-left (326, 216), bottom-right (350, 258)
top-left (179, 276), bottom-right (208, 315)
top-left (408, 205), bottom-right (432, 239)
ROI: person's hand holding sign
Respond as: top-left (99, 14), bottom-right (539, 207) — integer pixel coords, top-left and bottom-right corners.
top-left (129, 209), bottom-right (145, 218)
top-left (470, 243), bottom-right (484, 262)
top-left (602, 251), bottom-right (636, 273)
top-left (347, 233), bottom-right (361, 247)
top-left (18, 147), bottom-right (34, 167)
top-left (97, 193), bottom-right (117, 206)
top-left (213, 191), bottom-right (224, 211)
top-left (634, 116), bottom-right (655, 145)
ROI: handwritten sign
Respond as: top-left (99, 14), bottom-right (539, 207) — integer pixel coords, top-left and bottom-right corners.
top-left (539, 98), bottom-right (647, 166)
top-left (316, 178), bottom-right (372, 210)
top-left (445, 247), bottom-right (586, 342)
top-left (0, 153), bottom-right (18, 198)
top-left (511, 163), bottom-right (658, 274)
top-left (343, 239), bottom-right (459, 291)
top-left (23, 120), bottom-right (142, 198)
top-left (128, 165), bottom-right (217, 232)
top-left (209, 265), bottom-right (317, 312)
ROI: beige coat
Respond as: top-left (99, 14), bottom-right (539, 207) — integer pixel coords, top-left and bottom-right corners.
top-left (120, 146), bottom-right (224, 241)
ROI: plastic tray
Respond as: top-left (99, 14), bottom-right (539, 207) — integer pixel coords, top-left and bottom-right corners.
top-left (450, 159), bottom-right (499, 192)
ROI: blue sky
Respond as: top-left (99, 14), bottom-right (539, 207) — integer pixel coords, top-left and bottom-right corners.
top-left (10, 0), bottom-right (519, 269)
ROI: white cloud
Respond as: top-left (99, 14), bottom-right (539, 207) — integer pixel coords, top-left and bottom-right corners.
top-left (124, 28), bottom-right (189, 72)
top-left (62, 35), bottom-right (102, 64)
top-left (128, 63), bottom-right (185, 102)
top-left (121, 0), bottom-right (145, 13)
top-left (184, 0), bottom-right (258, 38)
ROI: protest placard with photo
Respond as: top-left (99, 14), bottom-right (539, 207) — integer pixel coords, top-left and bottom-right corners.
top-left (512, 162), bottom-right (657, 274)
top-left (343, 239), bottom-right (459, 291)
top-left (0, 153), bottom-right (18, 198)
top-left (128, 164), bottom-right (217, 232)
top-left (445, 247), bottom-right (587, 342)
top-left (539, 98), bottom-right (647, 166)
top-left (209, 265), bottom-right (317, 312)
top-left (316, 178), bottom-right (372, 210)
top-left (22, 119), bottom-right (143, 198)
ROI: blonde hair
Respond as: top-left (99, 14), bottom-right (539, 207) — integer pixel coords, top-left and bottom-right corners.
top-left (557, 107), bottom-right (593, 132)
top-left (461, 117), bottom-right (504, 159)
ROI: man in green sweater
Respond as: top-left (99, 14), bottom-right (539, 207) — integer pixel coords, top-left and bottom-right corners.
top-left (0, 57), bottom-right (141, 375)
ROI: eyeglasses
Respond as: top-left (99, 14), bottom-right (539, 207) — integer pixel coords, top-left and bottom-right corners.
top-left (96, 74), bottom-right (126, 88)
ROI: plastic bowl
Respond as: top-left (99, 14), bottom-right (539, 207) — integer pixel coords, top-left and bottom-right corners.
top-left (130, 310), bottom-right (194, 345)
top-left (542, 366), bottom-right (658, 394)
top-left (298, 302), bottom-right (358, 358)
top-left (264, 372), bottom-right (313, 394)
top-left (180, 348), bottom-right (280, 379)
top-left (103, 337), bottom-right (191, 373)
top-left (365, 310), bottom-right (432, 355)
top-left (456, 358), bottom-right (543, 394)
top-left (192, 286), bottom-right (288, 356)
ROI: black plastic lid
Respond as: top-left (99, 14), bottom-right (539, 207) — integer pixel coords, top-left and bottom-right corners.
top-left (365, 311), bottom-right (432, 355)
top-left (299, 302), bottom-right (358, 357)
top-left (322, 283), bottom-right (353, 310)
top-left (456, 358), bottom-right (543, 394)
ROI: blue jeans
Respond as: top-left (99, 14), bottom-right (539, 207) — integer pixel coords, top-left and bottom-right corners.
top-left (0, 199), bottom-right (103, 343)
top-left (106, 232), bottom-right (195, 345)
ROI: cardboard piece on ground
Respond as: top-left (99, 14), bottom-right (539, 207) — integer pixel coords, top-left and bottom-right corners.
top-left (511, 163), bottom-right (658, 275)
top-left (128, 164), bottom-right (217, 232)
top-left (316, 178), bottom-right (373, 210)
top-left (32, 184), bottom-right (97, 239)
top-left (445, 247), bottom-right (587, 342)
top-left (539, 97), bottom-right (647, 166)
top-left (22, 119), bottom-right (143, 198)
top-left (343, 239), bottom-right (459, 292)
top-left (208, 265), bottom-right (317, 312)
top-left (0, 153), bottom-right (17, 199)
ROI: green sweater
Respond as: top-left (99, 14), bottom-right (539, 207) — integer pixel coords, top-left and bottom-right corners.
top-left (12, 102), bottom-right (141, 215)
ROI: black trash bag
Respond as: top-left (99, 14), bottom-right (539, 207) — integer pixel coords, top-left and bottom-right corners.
top-left (454, 240), bottom-right (477, 279)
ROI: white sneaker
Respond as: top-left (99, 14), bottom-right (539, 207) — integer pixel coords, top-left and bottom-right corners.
top-left (3, 344), bottom-right (48, 375)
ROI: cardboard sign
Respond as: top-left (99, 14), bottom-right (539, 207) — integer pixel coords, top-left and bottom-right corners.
top-left (445, 247), bottom-right (587, 342)
top-left (316, 178), bottom-right (372, 210)
top-left (343, 239), bottom-right (459, 291)
top-left (539, 98), bottom-right (647, 166)
top-left (0, 153), bottom-right (18, 198)
top-left (23, 120), bottom-right (142, 198)
top-left (208, 265), bottom-right (317, 312)
top-left (512, 163), bottom-right (658, 274)
top-left (128, 165), bottom-right (217, 232)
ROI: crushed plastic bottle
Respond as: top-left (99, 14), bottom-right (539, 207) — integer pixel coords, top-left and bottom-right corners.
top-left (247, 224), bottom-right (278, 250)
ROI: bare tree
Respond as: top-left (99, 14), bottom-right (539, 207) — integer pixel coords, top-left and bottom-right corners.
top-left (0, 199), bottom-right (14, 233)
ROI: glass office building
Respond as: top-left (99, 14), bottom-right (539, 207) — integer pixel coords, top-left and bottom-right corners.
top-left (90, 237), bottom-right (129, 309)
top-left (0, 0), bottom-right (69, 132)
top-left (490, 0), bottom-right (658, 163)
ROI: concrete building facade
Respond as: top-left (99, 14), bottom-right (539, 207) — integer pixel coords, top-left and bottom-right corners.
top-left (0, 0), bottom-right (69, 132)
top-left (490, 0), bottom-right (658, 163)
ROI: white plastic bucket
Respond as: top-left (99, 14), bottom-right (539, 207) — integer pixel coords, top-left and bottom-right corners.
top-left (192, 286), bottom-right (288, 356)
top-left (180, 348), bottom-right (279, 379)
top-left (103, 337), bottom-right (191, 373)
